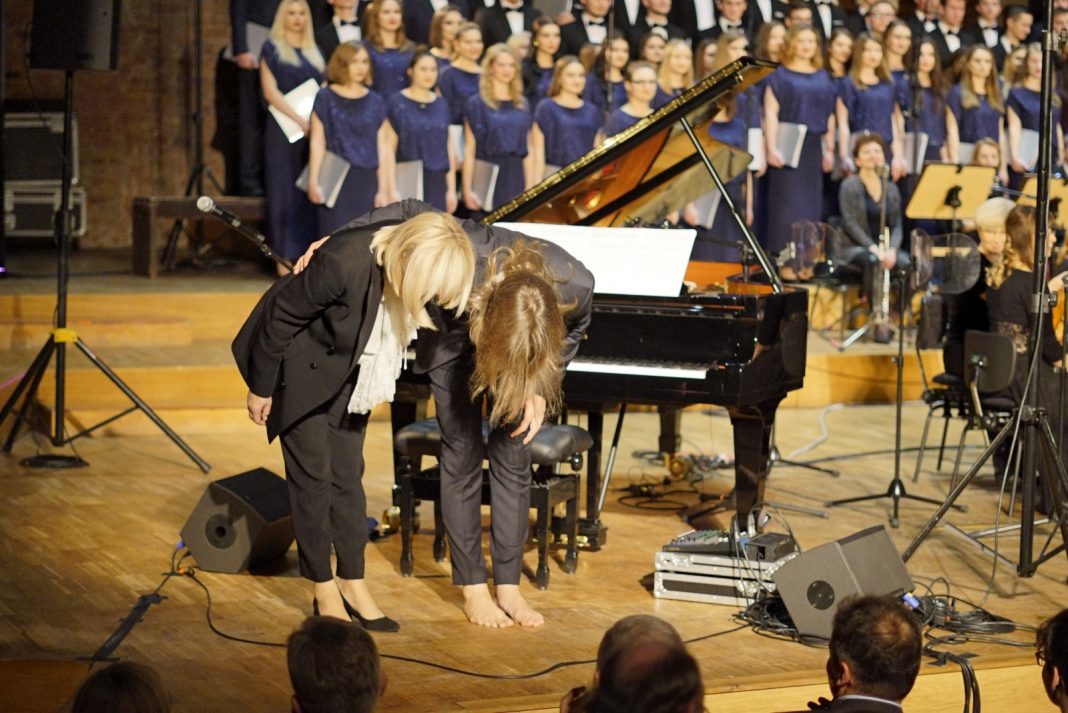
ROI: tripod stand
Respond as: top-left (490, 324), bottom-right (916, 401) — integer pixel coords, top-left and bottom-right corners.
top-left (161, 0), bottom-right (224, 271)
top-left (827, 264), bottom-right (959, 527)
top-left (0, 71), bottom-right (210, 474)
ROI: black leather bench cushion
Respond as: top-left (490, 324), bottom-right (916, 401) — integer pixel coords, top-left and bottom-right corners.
top-left (395, 419), bottom-right (593, 465)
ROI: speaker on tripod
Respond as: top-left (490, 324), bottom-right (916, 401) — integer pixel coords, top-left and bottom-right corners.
top-left (30, 0), bottom-right (121, 72)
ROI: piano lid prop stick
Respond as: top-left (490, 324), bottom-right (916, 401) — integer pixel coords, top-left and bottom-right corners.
top-left (597, 403), bottom-right (628, 516)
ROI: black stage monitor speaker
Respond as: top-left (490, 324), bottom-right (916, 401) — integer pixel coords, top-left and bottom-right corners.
top-left (30, 0), bottom-right (121, 71)
top-left (773, 525), bottom-right (914, 639)
top-left (180, 468), bottom-right (295, 574)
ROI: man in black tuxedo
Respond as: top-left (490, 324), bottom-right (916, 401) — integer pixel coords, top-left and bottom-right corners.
top-left (629, 0), bottom-right (688, 51)
top-left (229, 0), bottom-right (280, 196)
top-left (1037, 609), bottom-right (1068, 713)
top-left (405, 0), bottom-right (475, 44)
top-left (903, 0), bottom-right (936, 38)
top-left (699, 0), bottom-right (753, 41)
top-left (478, 0), bottom-right (543, 47)
top-left (992, 5), bottom-right (1033, 71)
top-left (562, 0), bottom-right (620, 54)
top-left (670, 0), bottom-right (719, 41)
top-left (746, 0), bottom-right (787, 33)
top-left (314, 0), bottom-right (366, 63)
top-left (966, 0), bottom-right (1003, 48)
top-left (806, 0), bottom-right (847, 42)
top-left (929, 0), bottom-right (978, 67)
top-left (802, 595), bottom-right (922, 713)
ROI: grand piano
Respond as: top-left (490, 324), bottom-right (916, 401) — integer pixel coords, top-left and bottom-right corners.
top-left (397, 56), bottom-right (808, 547)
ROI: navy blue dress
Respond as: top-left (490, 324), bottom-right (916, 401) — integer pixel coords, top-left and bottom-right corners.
top-left (261, 40), bottom-right (324, 259)
top-left (696, 93), bottom-right (755, 262)
top-left (465, 95), bottom-right (532, 208)
top-left (839, 78), bottom-right (897, 146)
top-left (653, 86), bottom-right (685, 109)
top-left (947, 83), bottom-right (1002, 147)
top-left (388, 92), bottom-right (453, 210)
top-left (605, 107), bottom-right (645, 136)
top-left (312, 86), bottom-right (386, 234)
top-left (584, 77), bottom-right (627, 115)
top-left (764, 67), bottom-right (837, 254)
top-left (534, 99), bottom-right (603, 170)
top-left (368, 45), bottom-right (414, 98)
top-left (439, 65), bottom-right (482, 125)
top-left (522, 59), bottom-right (554, 108)
top-left (1007, 86), bottom-right (1061, 186)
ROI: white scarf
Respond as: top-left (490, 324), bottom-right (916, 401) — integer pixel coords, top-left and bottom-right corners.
top-left (347, 292), bottom-right (415, 414)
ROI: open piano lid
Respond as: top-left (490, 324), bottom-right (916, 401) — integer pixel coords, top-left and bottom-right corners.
top-left (485, 56), bottom-right (776, 227)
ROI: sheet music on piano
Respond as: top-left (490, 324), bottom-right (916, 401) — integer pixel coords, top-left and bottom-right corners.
top-left (495, 223), bottom-right (696, 298)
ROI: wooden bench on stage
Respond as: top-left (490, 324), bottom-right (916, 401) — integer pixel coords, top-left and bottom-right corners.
top-left (132, 196), bottom-right (265, 278)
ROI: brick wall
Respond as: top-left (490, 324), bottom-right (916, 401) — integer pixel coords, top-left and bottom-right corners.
top-left (5, 1), bottom-right (233, 249)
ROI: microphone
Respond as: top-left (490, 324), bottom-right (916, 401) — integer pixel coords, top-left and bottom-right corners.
top-left (876, 164), bottom-right (891, 178)
top-left (196, 195), bottom-right (242, 227)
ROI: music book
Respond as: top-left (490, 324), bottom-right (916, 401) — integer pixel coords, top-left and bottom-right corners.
top-left (776, 122), bottom-right (807, 168)
top-left (395, 160), bottom-right (424, 201)
top-left (693, 190), bottom-right (722, 229)
top-left (1019, 129), bottom-right (1040, 169)
top-left (747, 127), bottom-right (764, 171)
top-left (449, 124), bottom-right (466, 164)
top-left (295, 150), bottom-right (351, 208)
top-left (957, 141), bottom-right (975, 165)
top-left (470, 160), bottom-right (499, 211)
top-left (902, 132), bottom-right (930, 175)
top-left (269, 78), bottom-right (321, 143)
top-left (224, 22), bottom-right (270, 63)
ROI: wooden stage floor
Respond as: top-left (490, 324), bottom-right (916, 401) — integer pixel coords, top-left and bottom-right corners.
top-left (0, 248), bottom-right (1064, 711)
top-left (1, 406), bottom-right (1065, 712)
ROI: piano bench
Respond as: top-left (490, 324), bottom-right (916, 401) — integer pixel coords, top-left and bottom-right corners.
top-left (392, 419), bottom-right (592, 589)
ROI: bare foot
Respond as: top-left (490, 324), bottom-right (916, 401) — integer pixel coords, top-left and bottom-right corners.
top-left (462, 584), bottom-right (514, 628)
top-left (337, 578), bottom-right (386, 620)
top-left (312, 581), bottom-right (347, 620)
top-left (495, 584), bottom-right (544, 627)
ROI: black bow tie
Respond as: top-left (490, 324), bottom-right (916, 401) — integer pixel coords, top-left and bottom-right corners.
top-left (338, 19), bottom-right (358, 26)
top-left (649, 20), bottom-right (667, 28)
top-left (587, 18), bottom-right (606, 26)
top-left (723, 22), bottom-right (741, 29)
top-left (502, 2), bottom-right (523, 10)
top-left (945, 29), bottom-right (958, 36)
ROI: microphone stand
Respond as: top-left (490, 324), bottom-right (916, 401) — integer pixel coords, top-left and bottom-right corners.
top-left (196, 196), bottom-right (293, 272)
top-left (604, 2), bottom-right (616, 114)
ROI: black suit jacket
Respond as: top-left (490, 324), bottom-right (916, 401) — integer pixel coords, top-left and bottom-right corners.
top-left (629, 17), bottom-right (689, 53)
top-left (232, 223), bottom-right (387, 441)
top-left (928, 25), bottom-right (979, 67)
top-left (843, 10), bottom-right (867, 36)
top-left (314, 22), bottom-right (343, 63)
top-left (669, 0), bottom-right (714, 42)
top-left (405, 0), bottom-right (476, 44)
top-left (827, 695), bottom-right (904, 712)
top-left (561, 19), bottom-right (620, 56)
top-left (966, 21), bottom-right (1001, 48)
top-left (805, 1), bottom-right (847, 41)
top-left (477, 4), bottom-right (544, 47)
top-left (229, 0), bottom-right (279, 55)
top-left (339, 200), bottom-right (595, 375)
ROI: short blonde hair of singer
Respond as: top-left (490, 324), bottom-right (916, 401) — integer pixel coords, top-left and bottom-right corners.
top-left (974, 197), bottom-right (1015, 232)
top-left (370, 212), bottom-right (475, 330)
top-left (468, 242), bottom-right (568, 426)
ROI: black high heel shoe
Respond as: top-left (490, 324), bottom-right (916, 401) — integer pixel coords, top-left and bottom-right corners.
top-left (341, 595), bottom-right (400, 633)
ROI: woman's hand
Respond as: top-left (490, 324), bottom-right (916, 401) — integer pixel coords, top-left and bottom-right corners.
top-left (891, 156), bottom-right (907, 181)
top-left (307, 183), bottom-right (325, 205)
top-left (511, 392), bottom-right (547, 445)
top-left (373, 190), bottom-right (390, 208)
top-left (1011, 158), bottom-right (1028, 173)
top-left (465, 192), bottom-right (483, 211)
top-left (839, 153), bottom-right (854, 175)
top-left (297, 118), bottom-right (310, 136)
top-left (247, 391), bottom-right (272, 426)
top-left (682, 202), bottom-right (700, 226)
top-left (445, 188), bottom-right (458, 214)
top-left (293, 236), bottom-right (330, 274)
top-left (880, 249), bottom-right (896, 270)
top-left (998, 166), bottom-right (1009, 186)
top-left (823, 149), bottom-right (837, 173)
top-left (766, 147), bottom-right (785, 169)
top-left (1048, 270), bottom-right (1068, 293)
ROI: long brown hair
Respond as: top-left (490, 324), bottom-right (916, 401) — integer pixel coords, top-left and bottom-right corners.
top-left (959, 45), bottom-right (1004, 114)
top-left (363, 0), bottom-right (415, 52)
top-left (468, 242), bottom-right (567, 426)
top-left (987, 204), bottom-right (1037, 288)
top-left (848, 33), bottom-right (891, 89)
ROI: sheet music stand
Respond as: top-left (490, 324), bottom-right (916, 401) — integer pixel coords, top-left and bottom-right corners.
top-left (1017, 175), bottom-right (1068, 228)
top-left (906, 164), bottom-right (997, 228)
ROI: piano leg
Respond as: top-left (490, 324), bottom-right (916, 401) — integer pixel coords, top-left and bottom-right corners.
top-left (658, 407), bottom-right (682, 455)
top-left (728, 397), bottom-right (784, 521)
top-left (578, 407), bottom-right (607, 550)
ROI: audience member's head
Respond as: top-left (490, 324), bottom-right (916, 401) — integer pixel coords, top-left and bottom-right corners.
top-left (287, 616), bottom-right (385, 713)
top-left (974, 196), bottom-right (1015, 258)
top-left (969, 136), bottom-right (1002, 169)
top-left (826, 595), bottom-right (922, 705)
top-left (69, 661), bottom-right (171, 713)
top-left (1037, 609), bottom-right (1068, 711)
top-left (584, 640), bottom-right (703, 713)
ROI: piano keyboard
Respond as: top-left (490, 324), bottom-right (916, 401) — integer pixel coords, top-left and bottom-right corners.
top-left (567, 357), bottom-right (711, 379)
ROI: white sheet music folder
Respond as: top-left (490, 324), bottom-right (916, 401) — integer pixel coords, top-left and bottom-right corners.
top-left (495, 223), bottom-right (697, 298)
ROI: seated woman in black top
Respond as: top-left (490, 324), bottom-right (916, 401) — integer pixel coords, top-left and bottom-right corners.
top-left (986, 205), bottom-right (1068, 503)
top-left (942, 196), bottom-right (1014, 377)
top-left (837, 134), bottom-right (907, 307)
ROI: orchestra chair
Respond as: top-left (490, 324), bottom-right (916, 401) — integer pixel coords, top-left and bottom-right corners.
top-left (392, 419), bottom-right (593, 589)
top-left (949, 330), bottom-right (1017, 490)
top-left (801, 221), bottom-right (870, 350)
top-left (912, 293), bottom-right (974, 482)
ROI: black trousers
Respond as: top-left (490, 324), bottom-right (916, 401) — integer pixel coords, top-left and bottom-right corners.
top-left (280, 382), bottom-right (370, 582)
top-left (236, 66), bottom-right (265, 196)
top-left (428, 355), bottom-right (532, 585)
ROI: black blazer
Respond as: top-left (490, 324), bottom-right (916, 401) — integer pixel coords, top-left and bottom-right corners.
top-left (928, 25), bottom-right (979, 67)
top-left (477, 5), bottom-right (544, 47)
top-left (805, 0), bottom-right (847, 41)
top-left (314, 22), bottom-right (343, 63)
top-left (339, 200), bottom-right (595, 375)
top-left (561, 17), bottom-right (624, 55)
top-left (629, 17), bottom-right (688, 51)
top-left (232, 223), bottom-right (387, 441)
top-left (229, 0), bottom-right (279, 55)
top-left (669, 0), bottom-right (713, 41)
top-left (405, 0), bottom-right (476, 44)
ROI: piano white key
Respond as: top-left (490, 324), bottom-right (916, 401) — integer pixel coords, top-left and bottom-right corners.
top-left (567, 359), bottom-right (709, 379)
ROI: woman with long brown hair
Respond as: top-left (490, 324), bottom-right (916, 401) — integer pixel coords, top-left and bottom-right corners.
top-left (523, 18), bottom-right (561, 108)
top-left (427, 4), bottom-right (465, 71)
top-left (947, 45), bottom-right (1006, 183)
top-left (836, 33), bottom-right (905, 177)
top-left (531, 55), bottom-right (604, 181)
top-left (363, 0), bottom-right (416, 97)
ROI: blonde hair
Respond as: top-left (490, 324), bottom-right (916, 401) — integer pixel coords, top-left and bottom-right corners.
top-left (326, 42), bottom-right (372, 86)
top-left (960, 45), bottom-right (1004, 113)
top-left (468, 242), bottom-right (568, 426)
top-left (479, 44), bottom-right (526, 110)
top-left (452, 21), bottom-right (484, 62)
top-left (987, 204), bottom-right (1036, 289)
top-left (974, 196), bottom-right (1015, 232)
top-left (658, 39), bottom-right (694, 92)
top-left (548, 55), bottom-right (585, 98)
top-left (781, 25), bottom-right (823, 70)
top-left (269, 0), bottom-right (325, 71)
top-left (370, 212), bottom-right (475, 329)
top-left (849, 33), bottom-right (891, 89)
top-left (968, 137), bottom-right (1001, 167)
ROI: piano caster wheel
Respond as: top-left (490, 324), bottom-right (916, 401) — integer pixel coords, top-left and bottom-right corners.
top-left (564, 555), bottom-right (578, 574)
top-left (536, 568), bottom-right (549, 590)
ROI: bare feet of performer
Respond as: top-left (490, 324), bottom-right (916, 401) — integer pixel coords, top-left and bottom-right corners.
top-left (496, 584), bottom-right (544, 627)
top-left (463, 584), bottom-right (514, 628)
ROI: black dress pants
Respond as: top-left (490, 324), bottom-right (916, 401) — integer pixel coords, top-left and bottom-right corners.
top-left (280, 382), bottom-right (370, 583)
top-left (428, 355), bottom-right (532, 585)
